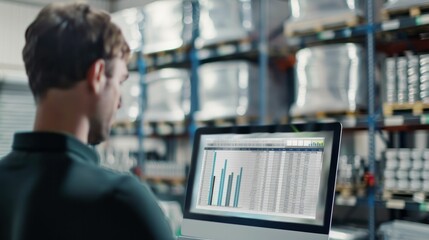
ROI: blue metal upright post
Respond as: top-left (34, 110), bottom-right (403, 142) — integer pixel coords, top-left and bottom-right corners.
top-left (137, 54), bottom-right (147, 171)
top-left (189, 0), bottom-right (200, 138)
top-left (366, 0), bottom-right (376, 239)
top-left (258, 0), bottom-right (268, 125)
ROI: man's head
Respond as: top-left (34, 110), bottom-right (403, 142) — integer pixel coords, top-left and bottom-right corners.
top-left (23, 3), bottom-right (130, 145)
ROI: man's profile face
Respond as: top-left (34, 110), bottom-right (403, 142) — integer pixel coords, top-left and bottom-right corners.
top-left (88, 58), bottom-right (129, 145)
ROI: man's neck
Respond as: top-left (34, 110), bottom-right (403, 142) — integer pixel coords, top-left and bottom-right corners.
top-left (33, 89), bottom-right (90, 144)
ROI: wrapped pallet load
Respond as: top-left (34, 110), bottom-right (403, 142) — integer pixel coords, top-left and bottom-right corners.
top-left (111, 8), bottom-right (143, 53)
top-left (384, 0), bottom-right (429, 13)
top-left (290, 43), bottom-right (367, 117)
top-left (197, 0), bottom-right (289, 48)
top-left (144, 69), bottom-right (190, 123)
top-left (141, 0), bottom-right (193, 54)
top-left (195, 60), bottom-right (288, 122)
top-left (285, 0), bottom-right (364, 36)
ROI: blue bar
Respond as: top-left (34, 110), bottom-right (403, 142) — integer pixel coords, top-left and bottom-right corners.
top-left (234, 175), bottom-right (240, 207)
top-left (208, 152), bottom-right (217, 205)
top-left (218, 168), bottom-right (225, 206)
top-left (221, 160), bottom-right (228, 205)
top-left (236, 167), bottom-right (243, 207)
top-left (210, 176), bottom-right (216, 205)
top-left (226, 173), bottom-right (234, 206)
top-left (218, 160), bottom-right (228, 206)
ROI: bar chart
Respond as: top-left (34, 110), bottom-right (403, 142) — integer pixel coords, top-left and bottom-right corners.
top-left (197, 137), bottom-right (325, 219)
top-left (206, 152), bottom-right (244, 208)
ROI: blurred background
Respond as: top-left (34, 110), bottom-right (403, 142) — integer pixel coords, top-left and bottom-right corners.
top-left (3, 0), bottom-right (429, 239)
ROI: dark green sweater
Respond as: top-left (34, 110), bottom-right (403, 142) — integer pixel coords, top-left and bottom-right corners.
top-left (0, 132), bottom-right (173, 240)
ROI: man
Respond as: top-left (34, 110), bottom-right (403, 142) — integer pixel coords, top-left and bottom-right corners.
top-left (0, 3), bottom-right (173, 240)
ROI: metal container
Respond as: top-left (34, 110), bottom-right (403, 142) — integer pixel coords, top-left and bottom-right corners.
top-left (291, 43), bottom-right (367, 116)
top-left (412, 159), bottom-right (423, 170)
top-left (398, 148), bottom-right (411, 160)
top-left (384, 170), bottom-right (396, 179)
top-left (411, 148), bottom-right (423, 170)
top-left (397, 57), bottom-right (408, 103)
top-left (419, 54), bottom-right (429, 103)
top-left (144, 69), bottom-right (191, 122)
top-left (424, 181), bottom-right (429, 191)
top-left (338, 155), bottom-right (366, 187)
top-left (385, 149), bottom-right (398, 159)
top-left (141, 0), bottom-right (193, 54)
top-left (423, 149), bottom-right (429, 159)
top-left (385, 57), bottom-right (397, 103)
top-left (384, 179), bottom-right (397, 190)
top-left (422, 171), bottom-right (429, 180)
top-left (395, 170), bottom-right (408, 179)
top-left (398, 159), bottom-right (411, 170)
top-left (338, 156), bottom-right (353, 186)
top-left (411, 149), bottom-right (423, 160)
top-left (396, 179), bottom-right (409, 190)
top-left (410, 180), bottom-right (422, 191)
top-left (407, 54), bottom-right (420, 103)
top-left (424, 160), bottom-right (429, 170)
top-left (385, 158), bottom-right (398, 170)
top-left (195, 60), bottom-right (288, 121)
top-left (409, 170), bottom-right (421, 180)
top-left (197, 0), bottom-right (288, 47)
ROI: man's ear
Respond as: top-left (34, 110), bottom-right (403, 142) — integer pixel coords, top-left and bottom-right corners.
top-left (86, 59), bottom-right (106, 94)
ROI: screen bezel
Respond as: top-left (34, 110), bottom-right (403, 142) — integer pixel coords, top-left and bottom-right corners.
top-left (184, 122), bottom-right (342, 234)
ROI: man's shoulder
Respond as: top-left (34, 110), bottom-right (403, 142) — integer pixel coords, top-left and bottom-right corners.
top-left (65, 161), bottom-right (149, 201)
top-left (106, 170), bottom-right (157, 205)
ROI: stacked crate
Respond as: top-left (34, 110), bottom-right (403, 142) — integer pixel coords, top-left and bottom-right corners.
top-left (383, 53), bottom-right (429, 116)
top-left (383, 148), bottom-right (429, 200)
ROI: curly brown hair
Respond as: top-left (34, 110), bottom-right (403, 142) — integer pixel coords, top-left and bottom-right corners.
top-left (23, 3), bottom-right (130, 100)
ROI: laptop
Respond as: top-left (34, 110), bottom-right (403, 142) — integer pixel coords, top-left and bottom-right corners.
top-left (179, 122), bottom-right (342, 240)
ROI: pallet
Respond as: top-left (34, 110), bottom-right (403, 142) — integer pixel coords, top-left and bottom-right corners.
top-left (285, 14), bottom-right (364, 37)
top-left (196, 37), bottom-right (252, 50)
top-left (292, 110), bottom-right (364, 121)
top-left (336, 183), bottom-right (366, 198)
top-left (383, 190), bottom-right (429, 203)
top-left (143, 121), bottom-right (187, 136)
top-left (144, 45), bottom-right (189, 58)
top-left (111, 120), bottom-right (137, 135)
top-left (196, 116), bottom-right (257, 127)
top-left (336, 185), bottom-right (354, 198)
top-left (383, 102), bottom-right (429, 116)
top-left (381, 4), bottom-right (429, 21)
top-left (143, 45), bottom-right (190, 68)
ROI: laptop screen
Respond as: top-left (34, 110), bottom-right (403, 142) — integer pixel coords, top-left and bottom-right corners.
top-left (183, 123), bottom-right (341, 239)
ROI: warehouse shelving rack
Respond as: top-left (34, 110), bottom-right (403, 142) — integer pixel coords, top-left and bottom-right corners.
top-left (128, 1), bottom-right (429, 239)
top-left (137, 0), bottom-right (282, 149)
top-left (285, 1), bottom-right (429, 239)
top-left (131, 0), bottom-right (290, 215)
